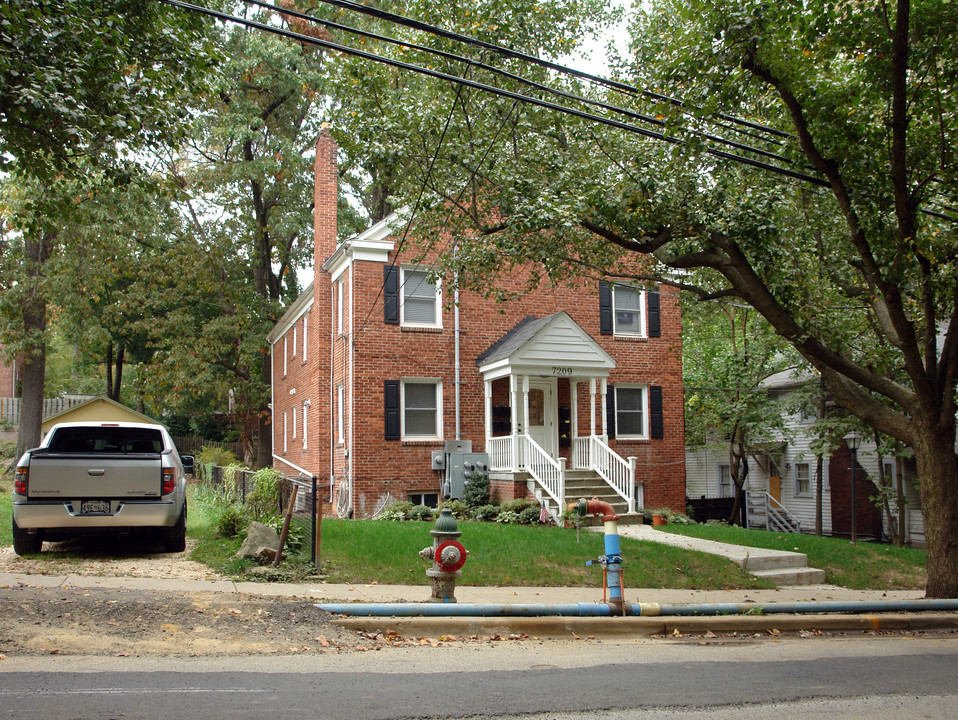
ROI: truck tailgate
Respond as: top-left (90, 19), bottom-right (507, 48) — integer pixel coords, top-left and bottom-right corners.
top-left (27, 455), bottom-right (163, 498)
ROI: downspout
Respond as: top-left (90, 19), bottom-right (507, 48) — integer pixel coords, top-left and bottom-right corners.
top-left (328, 282), bottom-right (335, 503)
top-left (348, 249), bottom-right (355, 516)
top-left (453, 242), bottom-right (461, 441)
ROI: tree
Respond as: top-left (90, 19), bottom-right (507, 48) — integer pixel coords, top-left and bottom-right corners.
top-left (683, 299), bottom-right (798, 525)
top-left (164, 10), bottom-right (327, 465)
top-left (0, 1), bottom-right (216, 455)
top-left (329, 1), bottom-right (957, 595)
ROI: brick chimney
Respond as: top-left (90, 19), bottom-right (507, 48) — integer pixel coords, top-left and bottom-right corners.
top-left (313, 125), bottom-right (338, 274)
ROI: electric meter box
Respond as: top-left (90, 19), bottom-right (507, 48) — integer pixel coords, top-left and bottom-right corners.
top-left (444, 452), bottom-right (489, 500)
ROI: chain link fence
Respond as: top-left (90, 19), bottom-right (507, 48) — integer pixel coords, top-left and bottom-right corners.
top-left (204, 465), bottom-right (323, 568)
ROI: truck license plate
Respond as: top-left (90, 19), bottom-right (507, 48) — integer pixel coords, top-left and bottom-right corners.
top-left (80, 500), bottom-right (110, 515)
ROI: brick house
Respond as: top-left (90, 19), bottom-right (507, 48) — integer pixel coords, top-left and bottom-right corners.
top-left (268, 131), bottom-right (686, 519)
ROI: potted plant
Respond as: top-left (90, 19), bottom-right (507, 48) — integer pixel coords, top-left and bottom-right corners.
top-left (651, 510), bottom-right (669, 527)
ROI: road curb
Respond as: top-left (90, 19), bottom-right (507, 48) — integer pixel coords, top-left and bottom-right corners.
top-left (330, 612), bottom-right (958, 639)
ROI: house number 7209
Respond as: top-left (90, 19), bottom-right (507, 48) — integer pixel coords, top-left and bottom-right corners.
top-left (552, 367), bottom-right (573, 376)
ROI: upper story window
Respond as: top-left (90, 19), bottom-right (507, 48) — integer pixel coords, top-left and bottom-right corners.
top-left (337, 280), bottom-right (344, 335)
top-left (613, 284), bottom-right (646, 337)
top-left (401, 268), bottom-right (441, 327)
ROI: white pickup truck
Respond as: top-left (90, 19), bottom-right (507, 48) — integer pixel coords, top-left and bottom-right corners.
top-left (12, 421), bottom-right (189, 555)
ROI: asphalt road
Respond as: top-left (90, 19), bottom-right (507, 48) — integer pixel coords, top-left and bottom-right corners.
top-left (4, 632), bottom-right (957, 718)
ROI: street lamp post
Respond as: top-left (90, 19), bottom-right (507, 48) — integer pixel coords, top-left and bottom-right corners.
top-left (844, 431), bottom-right (861, 544)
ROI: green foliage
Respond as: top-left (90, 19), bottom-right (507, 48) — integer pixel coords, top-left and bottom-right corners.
top-left (409, 504), bottom-right (434, 522)
top-left (495, 510), bottom-right (520, 524)
top-left (499, 498), bottom-right (540, 514)
top-left (244, 467), bottom-right (283, 520)
top-left (216, 504), bottom-right (251, 538)
top-left (438, 499), bottom-right (471, 519)
top-left (474, 504), bottom-right (501, 522)
top-left (518, 506), bottom-right (543, 525)
top-left (462, 472), bottom-right (491, 509)
top-left (378, 500), bottom-right (415, 521)
top-left (197, 445), bottom-right (238, 467)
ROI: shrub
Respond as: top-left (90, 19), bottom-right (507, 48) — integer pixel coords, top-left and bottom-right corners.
top-left (438, 499), bottom-right (470, 519)
top-left (518, 506), bottom-right (542, 525)
top-left (378, 500), bottom-right (414, 521)
top-left (499, 498), bottom-right (539, 514)
top-left (494, 510), bottom-right (520, 524)
top-left (474, 504), bottom-right (501, 522)
top-left (462, 472), bottom-right (490, 509)
top-left (409, 504), bottom-right (433, 521)
top-left (197, 445), bottom-right (238, 467)
top-left (246, 467), bottom-right (283, 519)
top-left (217, 504), bottom-right (250, 538)
top-left (263, 515), bottom-right (307, 552)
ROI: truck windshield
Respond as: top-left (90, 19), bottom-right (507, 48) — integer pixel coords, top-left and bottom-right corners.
top-left (50, 427), bottom-right (163, 454)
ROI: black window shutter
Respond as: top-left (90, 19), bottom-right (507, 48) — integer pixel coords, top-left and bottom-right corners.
top-left (606, 383), bottom-right (616, 439)
top-left (650, 385), bottom-right (664, 439)
top-left (647, 289), bottom-right (661, 337)
top-left (384, 266), bottom-right (400, 325)
top-left (384, 380), bottom-right (400, 440)
top-left (599, 281), bottom-right (613, 335)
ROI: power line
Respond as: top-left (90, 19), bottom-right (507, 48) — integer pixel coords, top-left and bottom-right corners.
top-left (159, 0), bottom-right (832, 188)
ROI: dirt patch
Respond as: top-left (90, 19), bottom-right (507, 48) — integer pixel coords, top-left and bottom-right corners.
top-left (0, 584), bottom-right (376, 657)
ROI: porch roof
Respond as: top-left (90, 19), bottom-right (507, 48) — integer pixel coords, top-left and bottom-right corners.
top-left (476, 311), bottom-right (615, 381)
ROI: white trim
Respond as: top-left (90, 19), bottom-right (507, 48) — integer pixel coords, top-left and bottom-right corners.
top-left (337, 279), bottom-right (344, 335)
top-left (272, 454), bottom-right (313, 477)
top-left (302, 401), bottom-right (308, 450)
top-left (302, 314), bottom-right (308, 364)
top-left (401, 378), bottom-right (443, 441)
top-left (283, 335), bottom-right (288, 376)
top-left (283, 411), bottom-right (288, 453)
top-left (611, 283), bottom-right (648, 338)
top-left (336, 384), bottom-right (345, 444)
top-left (400, 266), bottom-right (442, 328)
top-left (614, 384), bottom-right (649, 440)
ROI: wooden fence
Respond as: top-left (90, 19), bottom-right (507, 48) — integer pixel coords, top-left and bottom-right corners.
top-left (0, 397), bottom-right (91, 426)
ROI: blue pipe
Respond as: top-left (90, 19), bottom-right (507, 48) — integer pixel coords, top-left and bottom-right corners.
top-left (318, 598), bottom-right (958, 617)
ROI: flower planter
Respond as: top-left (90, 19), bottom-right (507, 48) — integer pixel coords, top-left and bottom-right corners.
top-left (652, 513), bottom-right (667, 527)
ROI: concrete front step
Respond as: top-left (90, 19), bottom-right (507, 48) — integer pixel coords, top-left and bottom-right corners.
top-left (751, 567), bottom-right (827, 585)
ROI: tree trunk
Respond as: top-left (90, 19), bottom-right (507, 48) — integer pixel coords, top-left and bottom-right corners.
top-left (15, 233), bottom-right (54, 459)
top-left (256, 346), bottom-right (272, 469)
top-left (913, 426), bottom-right (958, 598)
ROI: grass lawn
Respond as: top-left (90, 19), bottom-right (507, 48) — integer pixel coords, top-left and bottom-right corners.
top-left (661, 523), bottom-right (926, 590)
top-left (186, 487), bottom-right (772, 588)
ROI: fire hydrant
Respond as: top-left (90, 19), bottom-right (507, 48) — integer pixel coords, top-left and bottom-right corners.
top-left (571, 497), bottom-right (627, 615)
top-left (418, 508), bottom-right (468, 603)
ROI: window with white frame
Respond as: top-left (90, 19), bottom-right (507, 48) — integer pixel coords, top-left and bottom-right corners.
top-left (336, 384), bottom-right (345, 444)
top-left (283, 335), bottom-right (288, 376)
top-left (614, 385), bottom-right (647, 438)
top-left (612, 284), bottom-right (646, 336)
top-left (292, 325), bottom-right (297, 358)
top-left (719, 464), bottom-right (732, 498)
top-left (302, 314), bottom-right (308, 363)
top-left (402, 380), bottom-right (441, 439)
top-left (283, 411), bottom-right (288, 452)
top-left (337, 280), bottom-right (344, 335)
top-left (292, 405), bottom-right (297, 439)
top-left (408, 492), bottom-right (439, 507)
top-left (795, 462), bottom-right (811, 496)
top-left (401, 268), bottom-right (441, 327)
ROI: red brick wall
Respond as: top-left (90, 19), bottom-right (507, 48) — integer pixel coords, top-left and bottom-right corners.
top-left (829, 446), bottom-right (883, 540)
top-left (271, 132), bottom-right (686, 517)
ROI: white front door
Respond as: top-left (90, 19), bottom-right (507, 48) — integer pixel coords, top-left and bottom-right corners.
top-left (525, 378), bottom-right (557, 458)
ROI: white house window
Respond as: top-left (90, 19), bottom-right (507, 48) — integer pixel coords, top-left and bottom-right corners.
top-left (795, 462), bottom-right (811, 496)
top-left (283, 411), bottom-right (288, 453)
top-left (302, 314), bottom-right (308, 363)
top-left (615, 385), bottom-right (647, 438)
top-left (292, 405), bottom-right (297, 439)
top-left (402, 380), bottom-right (441, 439)
top-left (401, 268), bottom-right (441, 327)
top-left (613, 284), bottom-right (646, 336)
top-left (283, 335), bottom-right (288, 376)
top-left (292, 325), bottom-right (297, 358)
top-left (719, 464), bottom-right (732, 498)
top-left (337, 280), bottom-right (344, 336)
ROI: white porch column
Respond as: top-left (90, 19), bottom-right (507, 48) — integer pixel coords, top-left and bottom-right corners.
top-left (589, 377), bottom-right (597, 437)
top-left (570, 379), bottom-right (579, 443)
top-left (521, 375), bottom-right (531, 436)
top-left (510, 374), bottom-right (519, 469)
top-left (483, 379), bottom-right (492, 444)
top-left (601, 377), bottom-right (608, 439)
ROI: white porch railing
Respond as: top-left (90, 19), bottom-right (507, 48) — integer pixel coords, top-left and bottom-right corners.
top-left (519, 435), bottom-right (565, 510)
top-left (573, 436), bottom-right (637, 513)
top-left (487, 435), bottom-right (514, 471)
top-left (746, 491), bottom-right (802, 533)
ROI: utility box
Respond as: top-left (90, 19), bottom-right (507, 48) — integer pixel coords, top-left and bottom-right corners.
top-left (443, 452), bottom-right (489, 500)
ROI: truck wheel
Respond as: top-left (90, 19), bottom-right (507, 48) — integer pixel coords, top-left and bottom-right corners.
top-left (162, 507), bottom-right (187, 553)
top-left (12, 519), bottom-right (42, 555)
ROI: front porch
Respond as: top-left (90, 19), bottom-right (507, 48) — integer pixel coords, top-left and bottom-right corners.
top-left (476, 312), bottom-right (643, 522)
